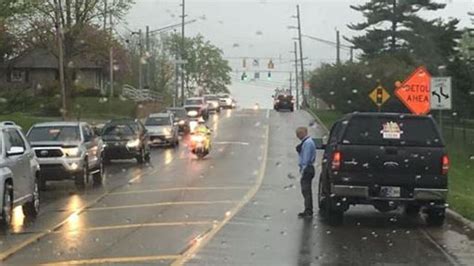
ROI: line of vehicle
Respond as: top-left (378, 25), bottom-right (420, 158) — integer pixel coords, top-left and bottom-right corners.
top-left (39, 255), bottom-right (181, 266)
top-left (87, 200), bottom-right (238, 211)
top-left (53, 221), bottom-right (214, 234)
top-left (0, 169), bottom-right (154, 262)
top-left (108, 186), bottom-right (250, 196)
top-left (171, 124), bottom-right (270, 265)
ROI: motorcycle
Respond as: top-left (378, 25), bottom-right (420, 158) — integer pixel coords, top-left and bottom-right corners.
top-left (189, 132), bottom-right (211, 159)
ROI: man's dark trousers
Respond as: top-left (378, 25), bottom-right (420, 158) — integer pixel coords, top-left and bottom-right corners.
top-left (300, 165), bottom-right (315, 213)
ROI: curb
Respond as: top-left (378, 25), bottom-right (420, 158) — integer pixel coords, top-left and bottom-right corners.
top-left (306, 108), bottom-right (474, 230)
top-left (446, 209), bottom-right (474, 230)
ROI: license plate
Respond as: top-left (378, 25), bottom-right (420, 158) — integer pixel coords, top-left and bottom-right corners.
top-left (380, 186), bottom-right (401, 198)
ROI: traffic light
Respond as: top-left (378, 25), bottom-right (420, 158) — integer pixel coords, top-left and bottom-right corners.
top-left (267, 71), bottom-right (272, 80)
top-left (241, 72), bottom-right (248, 81)
top-left (243, 59), bottom-right (246, 68)
top-left (268, 59), bottom-right (274, 69)
top-left (255, 72), bottom-right (260, 79)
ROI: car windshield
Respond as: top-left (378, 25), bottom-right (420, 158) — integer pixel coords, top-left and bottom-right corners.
top-left (343, 116), bottom-right (443, 147)
top-left (145, 117), bottom-right (170, 126)
top-left (102, 124), bottom-right (135, 137)
top-left (205, 96), bottom-right (218, 101)
top-left (185, 99), bottom-right (203, 105)
top-left (27, 126), bottom-right (80, 142)
top-left (168, 109), bottom-right (186, 118)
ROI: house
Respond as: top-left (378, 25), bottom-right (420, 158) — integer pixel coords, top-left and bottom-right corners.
top-left (0, 49), bottom-right (104, 93)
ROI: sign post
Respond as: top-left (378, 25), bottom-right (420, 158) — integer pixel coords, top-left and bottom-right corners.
top-left (369, 85), bottom-right (390, 112)
top-left (395, 66), bottom-right (432, 115)
top-left (430, 77), bottom-right (452, 132)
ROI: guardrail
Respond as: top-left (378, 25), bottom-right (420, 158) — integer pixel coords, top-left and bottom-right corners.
top-left (122, 85), bottom-right (163, 102)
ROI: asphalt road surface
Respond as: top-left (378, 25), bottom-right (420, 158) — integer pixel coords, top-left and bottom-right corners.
top-left (0, 108), bottom-right (473, 265)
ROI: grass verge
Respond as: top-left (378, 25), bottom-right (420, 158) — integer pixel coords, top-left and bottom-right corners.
top-left (308, 108), bottom-right (474, 221)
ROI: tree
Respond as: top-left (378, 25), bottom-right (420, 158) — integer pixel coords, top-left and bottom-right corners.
top-left (166, 34), bottom-right (231, 95)
top-left (347, 0), bottom-right (446, 57)
top-left (16, 0), bottom-right (134, 107)
top-left (0, 0), bottom-right (32, 62)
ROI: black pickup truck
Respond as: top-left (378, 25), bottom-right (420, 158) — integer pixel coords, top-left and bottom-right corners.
top-left (317, 112), bottom-right (449, 226)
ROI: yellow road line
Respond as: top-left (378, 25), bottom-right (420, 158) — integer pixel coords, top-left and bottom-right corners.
top-left (39, 255), bottom-right (180, 265)
top-left (0, 170), bottom-right (151, 262)
top-left (109, 186), bottom-right (250, 196)
top-left (88, 200), bottom-right (238, 211)
top-left (54, 221), bottom-right (214, 233)
top-left (171, 125), bottom-right (270, 265)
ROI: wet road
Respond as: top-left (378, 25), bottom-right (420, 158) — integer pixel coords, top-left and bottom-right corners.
top-left (0, 108), bottom-right (473, 265)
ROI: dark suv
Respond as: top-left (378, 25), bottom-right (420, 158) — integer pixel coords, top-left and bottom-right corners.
top-left (273, 94), bottom-right (294, 112)
top-left (102, 119), bottom-right (151, 164)
top-left (317, 112), bottom-right (448, 226)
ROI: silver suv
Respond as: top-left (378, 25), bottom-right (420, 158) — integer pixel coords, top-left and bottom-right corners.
top-left (27, 122), bottom-right (104, 190)
top-left (0, 122), bottom-right (40, 227)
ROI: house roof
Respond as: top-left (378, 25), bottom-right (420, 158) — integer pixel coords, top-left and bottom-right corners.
top-left (0, 49), bottom-right (102, 69)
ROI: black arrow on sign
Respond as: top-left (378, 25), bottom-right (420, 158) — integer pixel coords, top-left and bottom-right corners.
top-left (432, 90), bottom-right (441, 103)
top-left (439, 86), bottom-right (449, 99)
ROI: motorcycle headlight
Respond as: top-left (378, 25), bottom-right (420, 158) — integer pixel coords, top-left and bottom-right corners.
top-left (126, 139), bottom-right (140, 148)
top-left (191, 135), bottom-right (205, 142)
top-left (63, 147), bottom-right (81, 157)
top-left (187, 110), bottom-right (198, 117)
top-left (178, 120), bottom-right (185, 125)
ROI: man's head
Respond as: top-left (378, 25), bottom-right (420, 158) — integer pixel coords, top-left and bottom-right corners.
top-left (296, 127), bottom-right (308, 140)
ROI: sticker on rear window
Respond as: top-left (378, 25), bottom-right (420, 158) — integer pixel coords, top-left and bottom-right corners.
top-left (381, 121), bottom-right (403, 139)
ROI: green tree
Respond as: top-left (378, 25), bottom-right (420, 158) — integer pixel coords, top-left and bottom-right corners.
top-left (166, 34), bottom-right (231, 95)
top-left (348, 0), bottom-right (446, 57)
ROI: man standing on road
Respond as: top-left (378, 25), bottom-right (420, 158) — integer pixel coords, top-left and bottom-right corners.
top-left (295, 127), bottom-right (316, 218)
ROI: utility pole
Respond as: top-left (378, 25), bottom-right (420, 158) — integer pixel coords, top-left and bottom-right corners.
top-left (336, 29), bottom-right (341, 64)
top-left (350, 47), bottom-right (354, 63)
top-left (145, 25), bottom-right (150, 89)
top-left (289, 72), bottom-right (293, 96)
top-left (138, 29), bottom-right (143, 90)
top-left (109, 0), bottom-right (114, 97)
top-left (103, 0), bottom-right (107, 32)
top-left (181, 0), bottom-right (186, 106)
top-left (54, 0), bottom-right (67, 119)
top-left (294, 41), bottom-right (299, 110)
top-left (296, 5), bottom-right (307, 108)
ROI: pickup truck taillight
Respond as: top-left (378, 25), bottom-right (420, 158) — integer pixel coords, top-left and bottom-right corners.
top-left (331, 151), bottom-right (342, 171)
top-left (441, 155), bottom-right (449, 175)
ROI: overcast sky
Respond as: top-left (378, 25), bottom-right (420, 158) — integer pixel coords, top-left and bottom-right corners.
top-left (123, 0), bottom-right (474, 103)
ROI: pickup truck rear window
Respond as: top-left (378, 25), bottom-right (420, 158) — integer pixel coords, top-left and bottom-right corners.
top-left (342, 116), bottom-right (442, 147)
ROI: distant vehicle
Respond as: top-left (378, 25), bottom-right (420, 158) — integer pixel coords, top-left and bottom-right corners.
top-left (166, 107), bottom-right (190, 134)
top-left (27, 122), bottom-right (104, 190)
top-left (273, 93), bottom-right (294, 112)
top-left (317, 112), bottom-right (448, 226)
top-left (218, 94), bottom-right (236, 109)
top-left (184, 97), bottom-right (209, 120)
top-left (0, 122), bottom-right (40, 226)
top-left (101, 120), bottom-right (151, 164)
top-left (204, 94), bottom-right (221, 113)
top-left (145, 113), bottom-right (179, 147)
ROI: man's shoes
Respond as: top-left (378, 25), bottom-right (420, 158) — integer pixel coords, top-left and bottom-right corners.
top-left (298, 211), bottom-right (313, 218)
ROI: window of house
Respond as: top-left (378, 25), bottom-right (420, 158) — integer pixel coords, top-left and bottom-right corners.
top-left (10, 70), bottom-right (25, 83)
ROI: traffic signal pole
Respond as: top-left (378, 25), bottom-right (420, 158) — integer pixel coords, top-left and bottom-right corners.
top-left (296, 5), bottom-right (307, 108)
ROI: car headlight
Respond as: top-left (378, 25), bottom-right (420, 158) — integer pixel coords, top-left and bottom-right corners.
top-left (126, 139), bottom-right (140, 148)
top-left (178, 120), bottom-right (185, 126)
top-left (63, 147), bottom-right (81, 157)
top-left (187, 110), bottom-right (198, 117)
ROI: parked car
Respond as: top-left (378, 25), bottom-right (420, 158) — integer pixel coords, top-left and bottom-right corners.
top-left (27, 122), bottom-right (104, 190)
top-left (102, 119), bottom-right (151, 164)
top-left (166, 107), bottom-right (190, 134)
top-left (145, 113), bottom-right (179, 147)
top-left (0, 122), bottom-right (41, 227)
top-left (184, 97), bottom-right (209, 120)
top-left (273, 93), bottom-right (294, 112)
top-left (204, 94), bottom-right (221, 113)
top-left (218, 94), bottom-right (236, 109)
top-left (317, 112), bottom-right (448, 226)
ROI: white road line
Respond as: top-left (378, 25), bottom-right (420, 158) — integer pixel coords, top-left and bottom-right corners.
top-left (109, 186), bottom-right (250, 196)
top-left (39, 255), bottom-right (180, 266)
top-left (88, 200), bottom-right (238, 211)
top-left (171, 125), bottom-right (270, 265)
top-left (266, 109), bottom-right (270, 119)
top-left (213, 141), bottom-right (249, 145)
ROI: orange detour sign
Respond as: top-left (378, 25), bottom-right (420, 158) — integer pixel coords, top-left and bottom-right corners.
top-left (395, 66), bottom-right (431, 115)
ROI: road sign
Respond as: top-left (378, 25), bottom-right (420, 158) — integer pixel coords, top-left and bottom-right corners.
top-left (395, 66), bottom-right (431, 115)
top-left (430, 77), bottom-right (452, 110)
top-left (369, 86), bottom-right (390, 107)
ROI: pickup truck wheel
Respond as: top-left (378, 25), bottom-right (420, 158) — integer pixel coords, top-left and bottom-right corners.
top-left (318, 177), bottom-right (327, 216)
top-left (75, 163), bottom-right (88, 190)
top-left (23, 178), bottom-right (40, 218)
top-left (426, 208), bottom-right (445, 227)
top-left (0, 183), bottom-right (13, 227)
